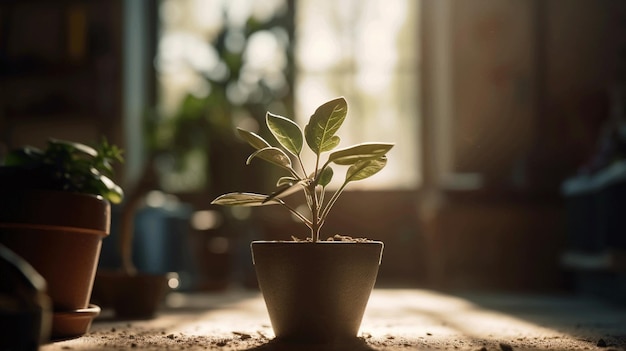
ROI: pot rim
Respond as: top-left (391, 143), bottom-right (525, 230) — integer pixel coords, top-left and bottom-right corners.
top-left (0, 189), bottom-right (111, 233)
top-left (0, 189), bottom-right (106, 202)
top-left (0, 223), bottom-right (109, 237)
top-left (250, 240), bottom-right (384, 265)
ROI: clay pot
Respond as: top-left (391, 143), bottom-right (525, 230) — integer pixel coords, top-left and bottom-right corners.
top-left (92, 270), bottom-right (169, 319)
top-left (0, 190), bottom-right (110, 338)
top-left (251, 241), bottom-right (383, 343)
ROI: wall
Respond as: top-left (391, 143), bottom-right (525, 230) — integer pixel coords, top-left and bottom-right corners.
top-left (419, 0), bottom-right (625, 292)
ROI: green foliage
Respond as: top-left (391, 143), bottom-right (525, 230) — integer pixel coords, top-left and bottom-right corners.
top-left (1, 138), bottom-right (124, 204)
top-left (305, 97), bottom-right (347, 154)
top-left (211, 97), bottom-right (393, 242)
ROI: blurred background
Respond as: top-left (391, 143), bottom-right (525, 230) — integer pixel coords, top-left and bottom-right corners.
top-left (1, 0), bottom-right (625, 300)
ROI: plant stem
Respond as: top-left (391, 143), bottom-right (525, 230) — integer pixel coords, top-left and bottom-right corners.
top-left (289, 168), bottom-right (301, 180)
top-left (309, 153), bottom-right (323, 241)
top-left (318, 186), bottom-right (325, 211)
top-left (277, 198), bottom-right (312, 227)
top-left (297, 156), bottom-right (307, 179)
top-left (308, 182), bottom-right (321, 242)
top-left (320, 181), bottom-right (348, 222)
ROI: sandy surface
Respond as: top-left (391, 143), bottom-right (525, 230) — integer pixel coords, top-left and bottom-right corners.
top-left (42, 289), bottom-right (626, 351)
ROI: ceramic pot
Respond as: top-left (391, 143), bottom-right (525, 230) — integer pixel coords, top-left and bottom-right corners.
top-left (92, 270), bottom-right (169, 319)
top-left (251, 241), bottom-right (383, 343)
top-left (0, 190), bottom-right (110, 338)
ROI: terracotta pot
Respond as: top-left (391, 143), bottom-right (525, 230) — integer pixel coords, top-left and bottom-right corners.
top-left (0, 190), bottom-right (110, 338)
top-left (92, 270), bottom-right (169, 319)
top-left (251, 241), bottom-right (383, 343)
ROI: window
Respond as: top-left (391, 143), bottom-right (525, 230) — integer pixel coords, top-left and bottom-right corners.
top-left (295, 0), bottom-right (421, 189)
top-left (155, 0), bottom-right (291, 193)
top-left (154, 0), bottom-right (420, 192)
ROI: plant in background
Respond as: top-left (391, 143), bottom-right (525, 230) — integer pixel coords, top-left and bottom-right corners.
top-left (0, 137), bottom-right (125, 338)
top-left (211, 97), bottom-right (394, 242)
top-left (0, 138), bottom-right (124, 204)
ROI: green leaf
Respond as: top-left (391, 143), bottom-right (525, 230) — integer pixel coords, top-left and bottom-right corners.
top-left (4, 147), bottom-right (44, 166)
top-left (304, 97), bottom-right (348, 155)
top-left (211, 192), bottom-right (281, 207)
top-left (246, 147), bottom-right (292, 171)
top-left (277, 176), bottom-right (298, 187)
top-left (96, 173), bottom-right (124, 204)
top-left (96, 137), bottom-right (124, 164)
top-left (317, 166), bottom-right (334, 187)
top-left (329, 142), bottom-right (394, 165)
top-left (237, 128), bottom-right (271, 150)
top-left (345, 156), bottom-right (388, 183)
top-left (48, 139), bottom-right (98, 158)
top-left (263, 181), bottom-right (302, 204)
top-left (266, 112), bottom-right (303, 156)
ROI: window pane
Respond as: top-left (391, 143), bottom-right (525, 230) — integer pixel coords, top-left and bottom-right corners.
top-left (295, 0), bottom-right (421, 189)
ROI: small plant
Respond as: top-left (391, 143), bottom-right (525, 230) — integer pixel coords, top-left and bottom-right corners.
top-left (211, 97), bottom-right (393, 242)
top-left (0, 138), bottom-right (124, 204)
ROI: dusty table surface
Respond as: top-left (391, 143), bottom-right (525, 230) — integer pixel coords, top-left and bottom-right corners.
top-left (42, 289), bottom-right (626, 351)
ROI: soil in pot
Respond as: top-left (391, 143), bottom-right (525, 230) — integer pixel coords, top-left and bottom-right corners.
top-left (251, 240), bottom-right (383, 343)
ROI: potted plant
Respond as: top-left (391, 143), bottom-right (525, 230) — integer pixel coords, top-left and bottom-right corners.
top-left (211, 97), bottom-right (394, 343)
top-left (0, 138), bottom-right (123, 339)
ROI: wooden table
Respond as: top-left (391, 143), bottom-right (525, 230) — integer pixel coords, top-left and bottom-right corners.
top-left (42, 289), bottom-right (626, 351)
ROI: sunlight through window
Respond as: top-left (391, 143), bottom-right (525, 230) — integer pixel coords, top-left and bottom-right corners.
top-left (156, 0), bottom-right (420, 192)
top-left (295, 0), bottom-right (421, 189)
